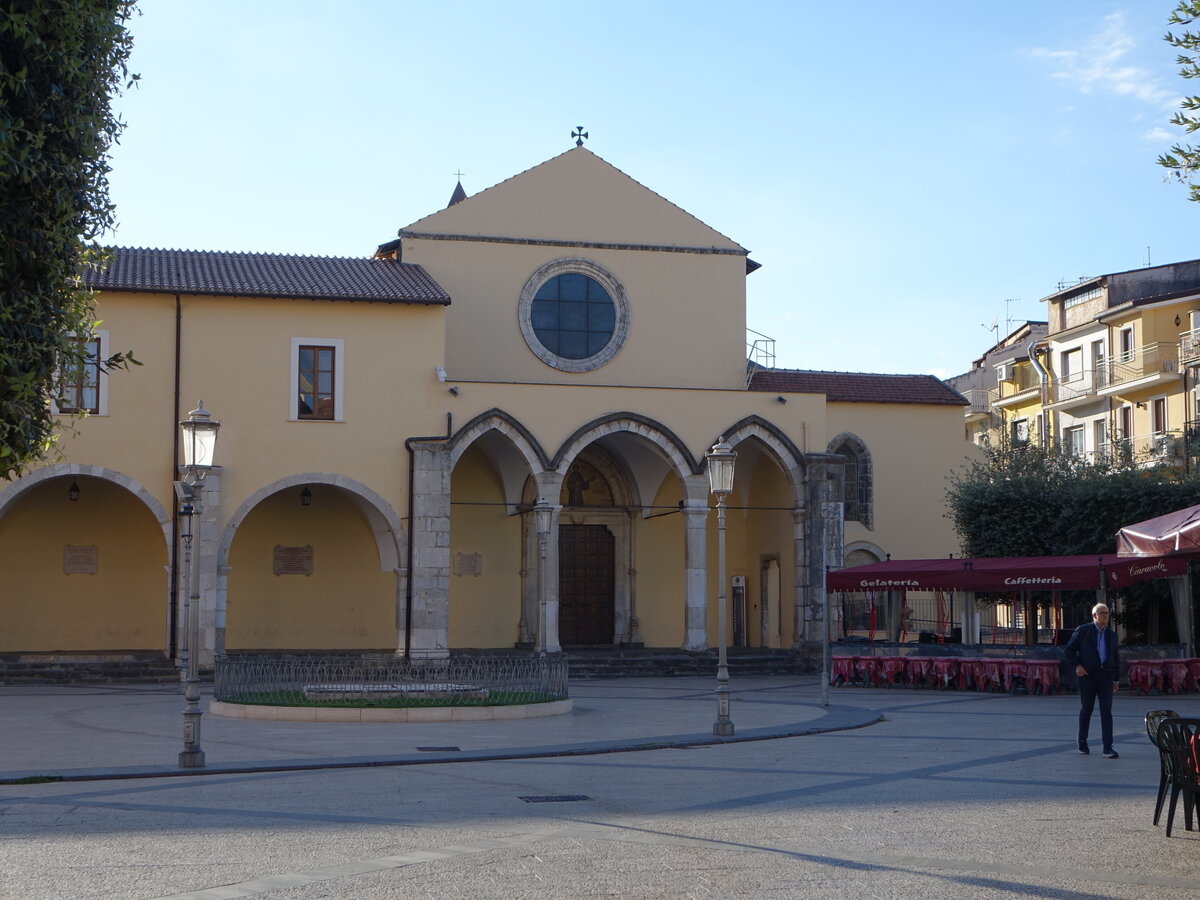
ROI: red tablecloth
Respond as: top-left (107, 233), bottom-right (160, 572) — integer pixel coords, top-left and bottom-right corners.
top-left (1126, 659), bottom-right (1163, 695)
top-left (831, 657), bottom-right (856, 686)
top-left (880, 656), bottom-right (907, 686)
top-left (905, 656), bottom-right (934, 688)
top-left (930, 657), bottom-right (963, 690)
top-left (1162, 660), bottom-right (1192, 694)
top-left (1000, 660), bottom-right (1029, 691)
top-left (857, 656), bottom-right (883, 687)
top-left (1025, 659), bottom-right (1061, 694)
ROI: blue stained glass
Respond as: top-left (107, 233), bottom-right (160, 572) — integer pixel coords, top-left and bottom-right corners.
top-left (560, 303), bottom-right (587, 330)
top-left (559, 332), bottom-right (587, 358)
top-left (531, 299), bottom-right (558, 329)
top-left (588, 303), bottom-right (615, 330)
top-left (530, 271), bottom-right (617, 363)
top-left (558, 273), bottom-right (588, 301)
top-left (587, 281), bottom-right (612, 302)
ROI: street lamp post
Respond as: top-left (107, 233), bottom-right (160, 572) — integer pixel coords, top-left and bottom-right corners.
top-left (174, 402), bottom-right (220, 769)
top-left (706, 437), bottom-right (736, 737)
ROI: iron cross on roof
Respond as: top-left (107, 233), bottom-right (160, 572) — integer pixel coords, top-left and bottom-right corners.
top-left (572, 126), bottom-right (588, 147)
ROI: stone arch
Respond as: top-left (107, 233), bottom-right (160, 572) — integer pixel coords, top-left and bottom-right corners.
top-left (827, 431), bottom-right (873, 529)
top-left (844, 540), bottom-right (887, 567)
top-left (717, 415), bottom-right (807, 506)
top-left (449, 408), bottom-right (549, 472)
top-left (218, 473), bottom-right (404, 573)
top-left (0, 463), bottom-right (173, 561)
top-left (552, 413), bottom-right (698, 481)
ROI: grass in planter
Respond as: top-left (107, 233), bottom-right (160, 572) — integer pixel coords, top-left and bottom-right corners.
top-left (222, 690), bottom-right (563, 708)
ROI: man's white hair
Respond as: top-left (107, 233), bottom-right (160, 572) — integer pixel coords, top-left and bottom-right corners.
top-left (1092, 603), bottom-right (1110, 615)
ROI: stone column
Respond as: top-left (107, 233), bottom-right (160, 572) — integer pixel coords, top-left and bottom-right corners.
top-left (801, 454), bottom-right (844, 648)
top-left (533, 472), bottom-right (563, 654)
top-left (681, 474), bottom-right (710, 651)
top-left (409, 443), bottom-right (451, 659)
top-left (790, 504), bottom-right (806, 645)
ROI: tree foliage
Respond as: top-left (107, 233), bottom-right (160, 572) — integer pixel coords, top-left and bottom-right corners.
top-left (946, 439), bottom-right (1200, 558)
top-left (1160, 0), bottom-right (1200, 201)
top-left (0, 1), bottom-right (139, 481)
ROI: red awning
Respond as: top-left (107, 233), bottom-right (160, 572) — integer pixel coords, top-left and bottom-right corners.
top-left (1116, 504), bottom-right (1200, 557)
top-left (827, 554), bottom-right (1189, 593)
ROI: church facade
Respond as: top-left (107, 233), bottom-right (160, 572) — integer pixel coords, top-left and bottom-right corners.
top-left (0, 147), bottom-right (970, 664)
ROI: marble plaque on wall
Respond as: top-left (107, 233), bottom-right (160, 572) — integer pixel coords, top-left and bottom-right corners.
top-left (63, 545), bottom-right (98, 575)
top-left (273, 545), bottom-right (314, 576)
top-left (454, 551), bottom-right (483, 577)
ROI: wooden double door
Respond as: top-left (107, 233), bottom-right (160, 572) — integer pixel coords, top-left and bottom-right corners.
top-left (558, 524), bottom-right (615, 645)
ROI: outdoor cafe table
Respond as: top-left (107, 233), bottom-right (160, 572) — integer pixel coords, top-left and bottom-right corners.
top-left (831, 655), bottom-right (1054, 693)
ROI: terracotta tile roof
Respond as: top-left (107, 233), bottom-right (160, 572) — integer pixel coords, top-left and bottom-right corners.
top-left (85, 248), bottom-right (450, 305)
top-left (749, 369), bottom-right (967, 406)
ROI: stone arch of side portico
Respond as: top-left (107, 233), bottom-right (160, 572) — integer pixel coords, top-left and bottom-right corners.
top-left (0, 464), bottom-right (173, 653)
top-left (217, 474), bottom-right (405, 653)
top-left (445, 412), bottom-right (547, 649)
top-left (552, 414), bottom-right (701, 650)
top-left (706, 419), bottom-right (807, 649)
top-left (0, 463), bottom-right (173, 553)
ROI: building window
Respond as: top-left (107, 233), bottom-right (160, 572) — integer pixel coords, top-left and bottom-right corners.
top-left (1063, 425), bottom-right (1085, 457)
top-left (290, 337), bottom-right (344, 421)
top-left (1012, 418), bottom-right (1029, 444)
top-left (828, 433), bottom-right (872, 529)
top-left (55, 330), bottom-right (109, 415)
top-left (519, 258), bottom-right (630, 372)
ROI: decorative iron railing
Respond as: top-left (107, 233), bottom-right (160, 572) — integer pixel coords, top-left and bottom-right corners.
top-left (214, 653), bottom-right (569, 707)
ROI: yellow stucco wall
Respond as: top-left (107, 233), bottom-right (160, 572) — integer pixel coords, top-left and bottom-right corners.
top-left (448, 445), bottom-right (522, 647)
top-left (0, 475), bottom-right (167, 651)
top-left (33, 291), bottom-right (449, 536)
top-left (829, 402), bottom-right (975, 561)
top-left (225, 484), bottom-right (395, 649)
top-left (402, 149), bottom-right (747, 391)
top-left (637, 476), bottom-right (686, 645)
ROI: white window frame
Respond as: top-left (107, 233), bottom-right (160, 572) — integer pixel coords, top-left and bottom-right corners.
top-left (52, 329), bottom-right (110, 416)
top-left (289, 337), bottom-right (345, 422)
top-left (1063, 424), bottom-right (1085, 457)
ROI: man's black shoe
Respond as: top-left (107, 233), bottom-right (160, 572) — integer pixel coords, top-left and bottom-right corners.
top-left (1103, 749), bottom-right (1119, 759)
top-left (1078, 742), bottom-right (1090, 754)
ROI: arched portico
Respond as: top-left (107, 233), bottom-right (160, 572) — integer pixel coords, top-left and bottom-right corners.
top-left (219, 474), bottom-right (404, 654)
top-left (0, 465), bottom-right (171, 653)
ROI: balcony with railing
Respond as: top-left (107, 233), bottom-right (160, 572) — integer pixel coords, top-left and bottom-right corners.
top-left (1182, 328), bottom-right (1200, 365)
top-left (1046, 370), bottom-right (1098, 409)
top-left (1100, 429), bottom-right (1184, 467)
top-left (961, 388), bottom-right (997, 420)
top-left (1095, 342), bottom-right (1180, 395)
top-left (993, 364), bottom-right (1042, 408)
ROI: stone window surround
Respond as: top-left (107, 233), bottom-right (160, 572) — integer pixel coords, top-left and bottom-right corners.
top-left (518, 258), bottom-right (630, 373)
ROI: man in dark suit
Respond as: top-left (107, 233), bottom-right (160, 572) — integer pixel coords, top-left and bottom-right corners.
top-left (1064, 603), bottom-right (1120, 758)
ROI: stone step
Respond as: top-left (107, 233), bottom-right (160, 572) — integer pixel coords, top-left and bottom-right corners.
top-left (0, 654), bottom-right (180, 685)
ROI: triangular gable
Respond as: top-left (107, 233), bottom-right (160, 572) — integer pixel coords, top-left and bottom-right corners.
top-left (402, 147), bottom-right (746, 252)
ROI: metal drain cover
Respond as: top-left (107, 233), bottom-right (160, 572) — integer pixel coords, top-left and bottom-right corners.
top-left (518, 795), bottom-right (592, 803)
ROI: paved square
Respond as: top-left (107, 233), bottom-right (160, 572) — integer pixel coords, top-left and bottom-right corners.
top-left (1, 678), bottom-right (1198, 898)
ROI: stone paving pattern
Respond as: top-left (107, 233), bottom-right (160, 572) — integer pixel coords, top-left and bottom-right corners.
top-left (1, 677), bottom-right (1198, 898)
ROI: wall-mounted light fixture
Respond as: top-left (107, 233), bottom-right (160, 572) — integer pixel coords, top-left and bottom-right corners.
top-left (300, 486), bottom-right (312, 507)
top-left (1176, 314), bottom-right (1182, 327)
top-left (448, 386), bottom-right (460, 396)
top-left (776, 395), bottom-right (787, 404)
top-left (68, 480), bottom-right (80, 502)
top-left (1137, 402), bottom-right (1147, 409)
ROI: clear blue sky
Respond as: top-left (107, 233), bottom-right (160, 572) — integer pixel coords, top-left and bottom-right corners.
top-left (106, 1), bottom-right (1200, 378)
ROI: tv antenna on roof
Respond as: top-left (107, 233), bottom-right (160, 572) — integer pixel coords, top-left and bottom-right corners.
top-left (982, 315), bottom-right (998, 333)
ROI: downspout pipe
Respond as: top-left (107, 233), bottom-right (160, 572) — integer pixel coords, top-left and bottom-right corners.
top-left (402, 412), bottom-right (453, 659)
top-left (1027, 339), bottom-right (1050, 446)
top-left (168, 294), bottom-right (182, 659)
